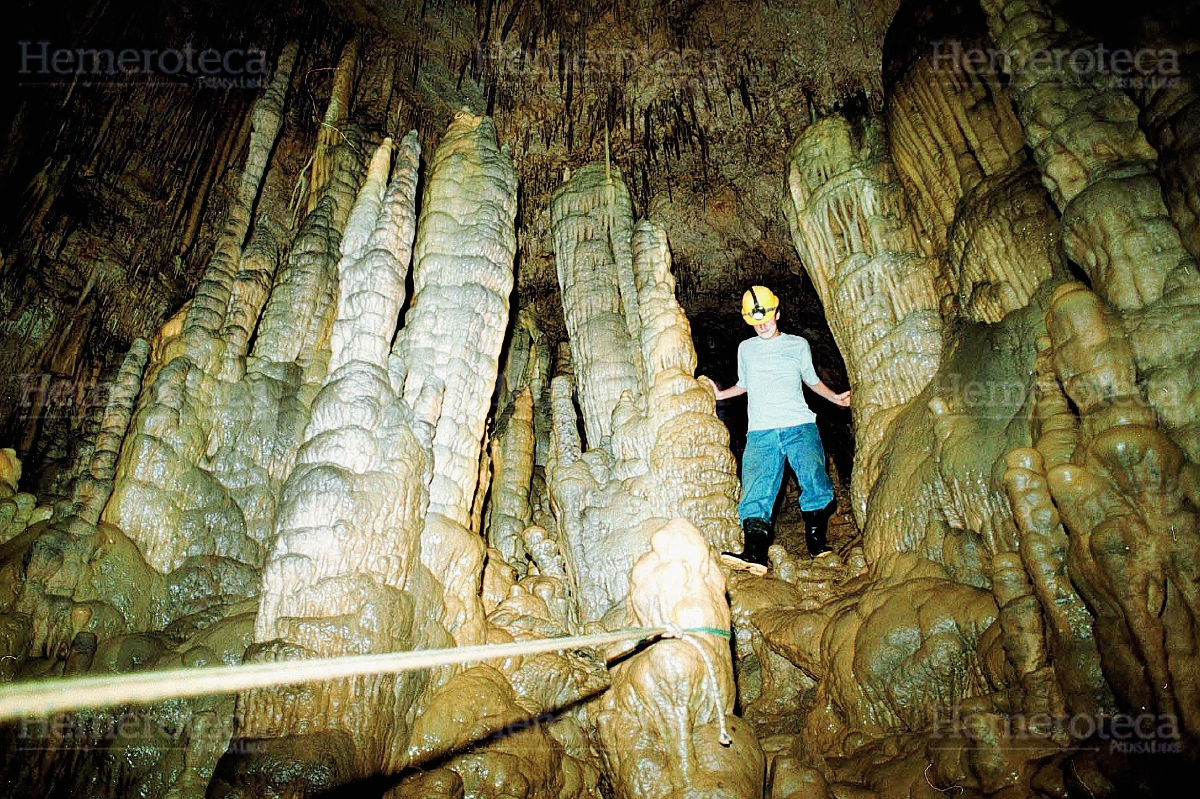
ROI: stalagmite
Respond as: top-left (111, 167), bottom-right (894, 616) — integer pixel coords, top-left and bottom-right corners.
top-left (979, 0), bottom-right (1200, 460)
top-left (232, 133), bottom-right (428, 782)
top-left (1002, 445), bottom-right (1115, 716)
top-left (101, 45), bottom-right (321, 594)
top-left (7, 338), bottom-right (150, 660)
top-left (390, 112), bottom-right (517, 655)
top-left (597, 519), bottom-right (763, 798)
top-left (551, 163), bottom-right (643, 445)
top-left (184, 42), bottom-right (297, 372)
top-left (0, 450), bottom-right (47, 546)
top-left (6, 0), bottom-right (1200, 794)
top-left (486, 388), bottom-right (535, 571)
top-left (217, 219), bottom-right (281, 382)
top-left (304, 37), bottom-right (359, 219)
top-left (632, 219), bottom-right (740, 551)
top-left (204, 131), bottom-right (364, 559)
top-left (399, 111), bottom-right (518, 531)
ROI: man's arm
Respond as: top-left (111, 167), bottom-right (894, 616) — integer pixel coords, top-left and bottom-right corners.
top-left (700, 376), bottom-right (746, 401)
top-left (807, 380), bottom-right (851, 407)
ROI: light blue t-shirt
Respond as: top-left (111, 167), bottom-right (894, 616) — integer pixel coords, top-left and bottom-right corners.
top-left (736, 332), bottom-right (820, 431)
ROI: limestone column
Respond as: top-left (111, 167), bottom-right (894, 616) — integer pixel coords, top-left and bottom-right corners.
top-left (784, 114), bottom-right (946, 523)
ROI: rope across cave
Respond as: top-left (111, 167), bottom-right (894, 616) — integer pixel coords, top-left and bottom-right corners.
top-left (0, 625), bottom-right (732, 722)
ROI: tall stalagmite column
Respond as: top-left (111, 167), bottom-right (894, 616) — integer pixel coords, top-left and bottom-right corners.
top-left (632, 219), bottom-right (740, 552)
top-left (240, 135), bottom-right (428, 779)
top-left (399, 112), bottom-right (518, 530)
top-left (784, 114), bottom-right (946, 523)
top-left (550, 163), bottom-right (643, 445)
top-left (394, 112), bottom-right (518, 649)
top-left (979, 0), bottom-right (1200, 459)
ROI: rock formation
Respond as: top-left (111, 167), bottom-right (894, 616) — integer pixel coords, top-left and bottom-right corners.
top-left (0, 0), bottom-right (1198, 796)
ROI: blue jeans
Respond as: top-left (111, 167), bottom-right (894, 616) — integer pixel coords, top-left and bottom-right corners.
top-left (738, 424), bottom-right (834, 521)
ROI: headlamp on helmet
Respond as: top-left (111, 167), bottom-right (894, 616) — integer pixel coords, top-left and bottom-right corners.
top-left (741, 286), bottom-right (779, 326)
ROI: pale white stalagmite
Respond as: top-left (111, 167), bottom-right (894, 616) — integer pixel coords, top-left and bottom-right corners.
top-left (374, 113), bottom-right (515, 658)
top-left (203, 134), bottom-right (366, 560)
top-left (251, 130), bottom-right (362, 384)
top-left (399, 112), bottom-right (518, 530)
top-left (245, 133), bottom-right (428, 775)
top-left (486, 388), bottom-right (535, 570)
top-left (217, 219), bottom-right (281, 382)
top-left (784, 115), bottom-right (946, 522)
top-left (184, 42), bottom-right (297, 370)
top-left (101, 46), bottom-right (305, 582)
top-left (551, 163), bottom-right (643, 444)
top-left (597, 520), bottom-right (763, 798)
top-left (632, 219), bottom-right (740, 551)
top-left (980, 0), bottom-right (1200, 459)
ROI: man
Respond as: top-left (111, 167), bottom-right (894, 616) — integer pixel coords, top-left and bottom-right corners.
top-left (703, 286), bottom-right (850, 573)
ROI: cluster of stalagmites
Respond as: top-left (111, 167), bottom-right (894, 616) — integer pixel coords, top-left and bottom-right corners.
top-left (0, 40), bottom-right (756, 799)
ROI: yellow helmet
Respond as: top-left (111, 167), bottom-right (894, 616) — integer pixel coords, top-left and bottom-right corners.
top-left (741, 286), bottom-right (779, 325)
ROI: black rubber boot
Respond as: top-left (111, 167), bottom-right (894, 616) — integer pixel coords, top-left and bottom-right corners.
top-left (802, 500), bottom-right (836, 558)
top-left (722, 518), bottom-right (773, 574)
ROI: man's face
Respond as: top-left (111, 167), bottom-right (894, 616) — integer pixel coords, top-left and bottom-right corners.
top-left (753, 313), bottom-right (778, 338)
